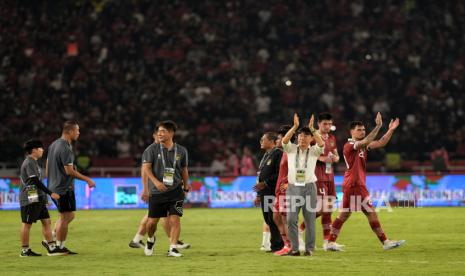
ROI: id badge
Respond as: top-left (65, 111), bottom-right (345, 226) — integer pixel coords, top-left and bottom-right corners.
top-left (163, 168), bottom-right (175, 186)
top-left (295, 169), bottom-right (306, 186)
top-left (256, 171), bottom-right (261, 184)
top-left (27, 185), bottom-right (39, 203)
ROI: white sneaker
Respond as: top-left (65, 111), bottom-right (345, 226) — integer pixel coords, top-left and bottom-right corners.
top-left (323, 240), bottom-right (345, 251)
top-left (144, 241), bottom-right (154, 256)
top-left (167, 248), bottom-right (183, 257)
top-left (175, 240), bottom-right (191, 249)
top-left (323, 240), bottom-right (328, 250)
top-left (260, 243), bottom-right (271, 251)
top-left (325, 242), bottom-right (344, 251)
top-left (383, 239), bottom-right (405, 250)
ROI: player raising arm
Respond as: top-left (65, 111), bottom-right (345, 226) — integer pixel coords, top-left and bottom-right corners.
top-left (326, 113), bottom-right (404, 251)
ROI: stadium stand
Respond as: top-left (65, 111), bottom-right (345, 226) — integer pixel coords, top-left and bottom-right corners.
top-left (1, 0), bottom-right (464, 175)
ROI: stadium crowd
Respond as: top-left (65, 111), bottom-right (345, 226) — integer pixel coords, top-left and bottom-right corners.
top-left (1, 0), bottom-right (464, 173)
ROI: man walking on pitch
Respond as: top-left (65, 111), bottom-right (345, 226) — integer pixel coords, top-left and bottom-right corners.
top-left (281, 114), bottom-right (324, 256)
top-left (142, 120), bottom-right (191, 257)
top-left (19, 139), bottom-right (65, 257)
top-left (47, 121), bottom-right (96, 254)
top-left (314, 113), bottom-right (344, 250)
top-left (129, 131), bottom-right (190, 250)
top-left (326, 113), bottom-right (405, 251)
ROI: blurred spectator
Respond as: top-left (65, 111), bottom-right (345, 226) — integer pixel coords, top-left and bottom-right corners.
top-left (210, 153), bottom-right (226, 175)
top-left (225, 148), bottom-right (240, 176)
top-left (0, 0), bottom-right (464, 170)
top-left (116, 136), bottom-right (131, 158)
top-left (240, 146), bottom-right (257, 176)
top-left (431, 146), bottom-right (450, 174)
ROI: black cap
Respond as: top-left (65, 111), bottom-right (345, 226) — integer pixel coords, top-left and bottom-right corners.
top-left (23, 139), bottom-right (44, 153)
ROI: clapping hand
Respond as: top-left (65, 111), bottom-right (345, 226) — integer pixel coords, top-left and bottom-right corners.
top-left (389, 118), bottom-right (400, 131)
top-left (375, 112), bottom-right (382, 126)
top-left (308, 114), bottom-right (315, 131)
top-left (293, 113), bottom-right (300, 128)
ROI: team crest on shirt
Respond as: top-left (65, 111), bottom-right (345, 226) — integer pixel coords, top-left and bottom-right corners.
top-left (176, 154), bottom-right (181, 161)
top-left (267, 160), bottom-right (272, 166)
top-left (330, 142), bottom-right (334, 147)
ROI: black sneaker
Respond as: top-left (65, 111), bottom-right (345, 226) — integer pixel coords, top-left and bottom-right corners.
top-left (287, 250), bottom-right (300, 256)
top-left (20, 249), bottom-right (42, 257)
top-left (41, 241), bottom-right (51, 252)
top-left (129, 240), bottom-right (145, 248)
top-left (41, 241), bottom-right (66, 256)
top-left (176, 240), bottom-right (191, 249)
top-left (61, 247), bottom-right (78, 255)
top-left (48, 247), bottom-right (69, 256)
top-left (304, 250), bottom-right (313, 256)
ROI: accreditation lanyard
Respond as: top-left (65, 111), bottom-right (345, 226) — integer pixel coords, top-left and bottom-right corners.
top-left (160, 143), bottom-right (177, 186)
top-left (295, 147), bottom-right (309, 186)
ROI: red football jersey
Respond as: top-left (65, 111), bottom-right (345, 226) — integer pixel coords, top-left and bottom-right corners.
top-left (342, 139), bottom-right (367, 187)
top-left (275, 152), bottom-right (288, 195)
top-left (315, 133), bottom-right (337, 182)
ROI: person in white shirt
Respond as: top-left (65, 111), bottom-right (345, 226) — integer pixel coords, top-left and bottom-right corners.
top-left (281, 114), bottom-right (324, 256)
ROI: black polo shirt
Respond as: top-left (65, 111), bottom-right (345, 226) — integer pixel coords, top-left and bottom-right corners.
top-left (141, 142), bottom-right (188, 202)
top-left (257, 147), bottom-right (283, 196)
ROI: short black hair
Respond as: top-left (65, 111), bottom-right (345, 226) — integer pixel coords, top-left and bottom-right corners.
top-left (264, 132), bottom-right (278, 142)
top-left (156, 120), bottom-right (178, 132)
top-left (63, 120), bottom-right (78, 133)
top-left (277, 125), bottom-right (292, 136)
top-left (23, 139), bottom-right (43, 154)
top-left (318, 112), bottom-right (333, 122)
top-left (349, 121), bottom-right (364, 130)
top-left (297, 127), bottom-right (313, 136)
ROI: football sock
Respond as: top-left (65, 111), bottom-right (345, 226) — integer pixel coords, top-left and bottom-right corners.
top-left (322, 213), bottom-right (332, 240)
top-left (369, 220), bottom-right (387, 243)
top-left (328, 217), bottom-right (345, 242)
top-left (262, 232), bottom-right (270, 246)
top-left (57, 240), bottom-right (66, 249)
top-left (133, 233), bottom-right (144, 243)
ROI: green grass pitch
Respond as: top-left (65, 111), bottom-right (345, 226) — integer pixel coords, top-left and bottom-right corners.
top-left (1, 208), bottom-right (464, 275)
